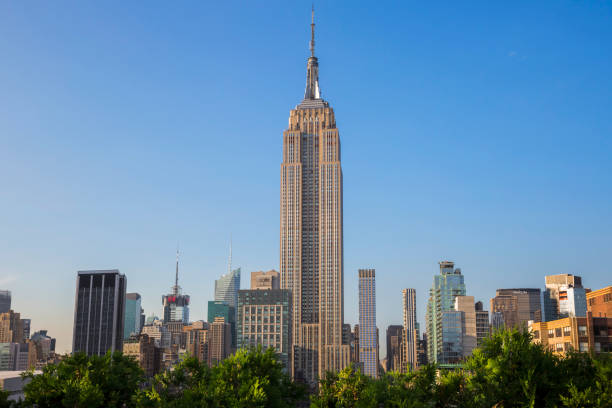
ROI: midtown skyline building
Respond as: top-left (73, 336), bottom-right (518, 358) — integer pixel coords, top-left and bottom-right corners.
top-left (543, 274), bottom-right (584, 322)
top-left (251, 270), bottom-right (280, 290)
top-left (475, 301), bottom-right (490, 347)
top-left (72, 270), bottom-right (126, 356)
top-left (490, 288), bottom-right (542, 330)
top-left (280, 9), bottom-right (350, 383)
top-left (401, 288), bottom-right (417, 372)
top-left (237, 289), bottom-right (292, 369)
top-left (385, 325), bottom-right (403, 372)
top-left (214, 268), bottom-right (241, 311)
top-left (454, 295), bottom-right (477, 358)
top-left (162, 252), bottom-right (190, 324)
top-left (358, 269), bottom-right (377, 378)
top-left (124, 293), bottom-right (142, 340)
top-left (0, 291), bottom-right (10, 314)
top-left (426, 261), bottom-right (467, 365)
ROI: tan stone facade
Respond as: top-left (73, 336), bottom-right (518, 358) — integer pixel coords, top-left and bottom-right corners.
top-left (280, 12), bottom-right (349, 383)
top-left (250, 270), bottom-right (280, 290)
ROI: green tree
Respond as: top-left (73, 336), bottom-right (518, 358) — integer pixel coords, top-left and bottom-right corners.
top-left (21, 351), bottom-right (143, 408)
top-left (311, 366), bottom-right (378, 408)
top-left (137, 347), bottom-right (305, 407)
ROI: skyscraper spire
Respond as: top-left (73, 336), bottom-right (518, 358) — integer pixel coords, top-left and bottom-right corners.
top-left (304, 6), bottom-right (321, 101)
top-left (173, 248), bottom-right (180, 295)
top-left (310, 5), bottom-right (315, 58)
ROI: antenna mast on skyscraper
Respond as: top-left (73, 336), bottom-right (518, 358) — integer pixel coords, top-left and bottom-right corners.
top-left (173, 247), bottom-right (180, 295)
top-left (310, 4), bottom-right (315, 57)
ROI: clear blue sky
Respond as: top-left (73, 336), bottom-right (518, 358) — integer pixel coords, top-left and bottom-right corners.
top-left (1, 1), bottom-right (611, 355)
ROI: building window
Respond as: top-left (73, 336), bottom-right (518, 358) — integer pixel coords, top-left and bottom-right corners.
top-left (594, 342), bottom-right (601, 352)
top-left (578, 326), bottom-right (587, 336)
top-left (604, 294), bottom-right (612, 302)
top-left (555, 328), bottom-right (562, 337)
top-left (564, 342), bottom-right (572, 351)
top-left (579, 342), bottom-right (589, 352)
top-left (555, 343), bottom-right (564, 352)
top-left (548, 329), bottom-right (555, 338)
top-left (563, 326), bottom-right (571, 336)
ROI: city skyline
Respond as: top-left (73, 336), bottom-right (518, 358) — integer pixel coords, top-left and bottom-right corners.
top-left (2, 1), bottom-right (612, 355)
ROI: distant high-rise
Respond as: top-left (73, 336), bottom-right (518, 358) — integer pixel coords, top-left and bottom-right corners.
top-left (0, 310), bottom-right (23, 343)
top-left (124, 293), bottom-right (142, 340)
top-left (475, 301), bottom-right (490, 347)
top-left (21, 319), bottom-right (30, 341)
top-left (491, 288), bottom-right (541, 329)
top-left (543, 274), bottom-right (585, 321)
top-left (31, 330), bottom-right (56, 360)
top-left (72, 270), bottom-right (126, 356)
top-left (207, 300), bottom-right (236, 349)
top-left (250, 270), bottom-right (280, 290)
top-left (280, 9), bottom-right (350, 383)
top-left (208, 317), bottom-right (232, 366)
top-left (162, 251), bottom-right (190, 324)
top-left (237, 289), bottom-right (292, 369)
top-left (385, 325), bottom-right (403, 372)
top-left (426, 261), bottom-right (466, 365)
top-left (215, 268), bottom-right (241, 311)
top-left (0, 291), bottom-right (10, 314)
top-left (454, 295), bottom-right (477, 358)
top-left (401, 288), bottom-right (417, 372)
top-left (358, 269), bottom-right (377, 378)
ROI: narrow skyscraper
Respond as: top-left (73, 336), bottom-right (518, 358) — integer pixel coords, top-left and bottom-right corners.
top-left (280, 8), bottom-right (350, 383)
top-left (359, 269), bottom-right (377, 378)
top-left (401, 288), bottom-right (417, 372)
top-left (124, 293), bottom-right (142, 339)
top-left (72, 270), bottom-right (126, 356)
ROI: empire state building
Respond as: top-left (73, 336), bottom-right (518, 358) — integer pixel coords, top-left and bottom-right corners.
top-left (280, 10), bottom-right (350, 383)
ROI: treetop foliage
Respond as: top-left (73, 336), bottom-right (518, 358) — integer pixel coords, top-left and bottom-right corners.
top-left (1, 330), bottom-right (610, 408)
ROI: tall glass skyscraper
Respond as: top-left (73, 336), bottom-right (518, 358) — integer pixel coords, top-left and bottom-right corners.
top-left (124, 293), bottom-right (142, 339)
top-left (358, 269), bottom-right (377, 378)
top-left (215, 268), bottom-right (241, 310)
top-left (426, 261), bottom-right (466, 365)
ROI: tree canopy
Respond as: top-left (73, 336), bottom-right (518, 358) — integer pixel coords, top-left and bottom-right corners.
top-left (4, 330), bottom-right (610, 407)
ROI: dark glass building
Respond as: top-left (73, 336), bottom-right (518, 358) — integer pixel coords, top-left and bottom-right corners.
top-left (72, 270), bottom-right (126, 356)
top-left (0, 290), bottom-right (10, 314)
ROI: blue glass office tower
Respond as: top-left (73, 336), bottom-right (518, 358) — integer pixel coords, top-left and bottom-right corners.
top-left (124, 293), bottom-right (142, 339)
top-left (215, 268), bottom-right (241, 310)
top-left (426, 261), bottom-right (466, 365)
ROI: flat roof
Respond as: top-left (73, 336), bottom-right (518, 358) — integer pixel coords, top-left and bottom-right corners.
top-left (77, 269), bottom-right (121, 275)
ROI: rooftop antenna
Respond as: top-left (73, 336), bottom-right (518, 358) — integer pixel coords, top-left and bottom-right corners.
top-left (173, 247), bottom-right (180, 295)
top-left (310, 4), bottom-right (315, 57)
